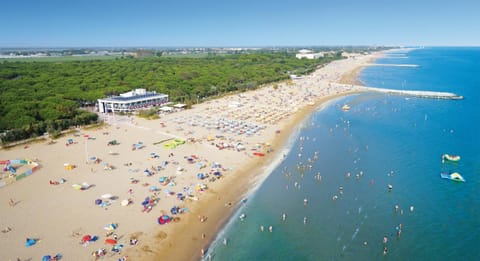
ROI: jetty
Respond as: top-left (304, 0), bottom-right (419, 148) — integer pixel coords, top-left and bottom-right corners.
top-left (360, 86), bottom-right (464, 100)
top-left (366, 63), bottom-right (419, 67)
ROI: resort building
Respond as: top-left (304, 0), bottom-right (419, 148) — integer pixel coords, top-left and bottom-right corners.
top-left (295, 49), bottom-right (324, 59)
top-left (97, 88), bottom-right (169, 113)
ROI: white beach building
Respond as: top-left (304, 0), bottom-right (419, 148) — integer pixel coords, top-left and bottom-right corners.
top-left (97, 88), bottom-right (169, 113)
top-left (295, 49), bottom-right (324, 59)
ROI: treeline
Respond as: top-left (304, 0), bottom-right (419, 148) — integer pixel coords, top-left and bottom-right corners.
top-left (0, 51), bottom-right (341, 144)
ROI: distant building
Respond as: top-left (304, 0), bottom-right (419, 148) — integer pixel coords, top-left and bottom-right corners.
top-left (341, 52), bottom-right (362, 58)
top-left (295, 49), bottom-right (325, 59)
top-left (97, 88), bottom-right (168, 113)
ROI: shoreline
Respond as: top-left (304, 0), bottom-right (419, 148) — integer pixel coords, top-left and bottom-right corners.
top-left (150, 91), bottom-right (363, 261)
top-left (198, 92), bottom-right (358, 259)
top-left (0, 52), bottom-right (380, 261)
top-left (146, 57), bottom-right (375, 260)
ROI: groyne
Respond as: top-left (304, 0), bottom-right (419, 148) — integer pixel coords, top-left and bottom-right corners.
top-left (366, 63), bottom-right (420, 67)
top-left (360, 86), bottom-right (464, 100)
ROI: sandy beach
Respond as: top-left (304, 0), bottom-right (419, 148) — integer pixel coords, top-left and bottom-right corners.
top-left (0, 52), bottom-right (381, 261)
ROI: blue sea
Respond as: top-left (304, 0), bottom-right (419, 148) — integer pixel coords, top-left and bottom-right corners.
top-left (206, 47), bottom-right (480, 261)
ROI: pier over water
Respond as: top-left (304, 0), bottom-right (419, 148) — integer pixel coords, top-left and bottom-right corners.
top-left (360, 86), bottom-right (464, 100)
top-left (366, 63), bottom-right (420, 67)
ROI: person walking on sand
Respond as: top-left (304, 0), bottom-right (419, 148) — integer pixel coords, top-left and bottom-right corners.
top-left (9, 198), bottom-right (15, 207)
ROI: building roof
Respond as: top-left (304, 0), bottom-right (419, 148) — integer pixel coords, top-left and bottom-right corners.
top-left (99, 89), bottom-right (167, 103)
top-left (298, 49), bottom-right (313, 54)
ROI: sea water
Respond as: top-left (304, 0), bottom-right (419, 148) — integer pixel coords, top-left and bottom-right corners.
top-left (206, 48), bottom-right (480, 261)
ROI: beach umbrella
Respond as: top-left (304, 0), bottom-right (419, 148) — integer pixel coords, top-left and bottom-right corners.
top-left (82, 235), bottom-right (92, 242)
top-left (158, 215), bottom-right (172, 225)
top-left (72, 184), bottom-right (82, 190)
top-left (142, 197), bottom-right (150, 206)
top-left (105, 238), bottom-right (117, 245)
top-left (101, 194), bottom-right (113, 199)
top-left (104, 223), bottom-right (118, 231)
top-left (25, 238), bottom-right (37, 247)
top-left (42, 255), bottom-right (51, 261)
top-left (121, 199), bottom-right (130, 206)
top-left (112, 243), bottom-right (124, 252)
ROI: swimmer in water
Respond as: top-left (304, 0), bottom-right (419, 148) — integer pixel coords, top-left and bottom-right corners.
top-left (269, 226), bottom-right (273, 232)
top-left (304, 217), bottom-right (307, 224)
top-left (304, 198), bottom-right (308, 205)
top-left (282, 213), bottom-right (286, 221)
top-left (260, 225), bottom-right (264, 232)
top-left (383, 236), bottom-right (388, 244)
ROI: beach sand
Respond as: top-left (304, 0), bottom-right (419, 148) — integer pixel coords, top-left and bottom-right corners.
top-left (0, 52), bottom-right (382, 261)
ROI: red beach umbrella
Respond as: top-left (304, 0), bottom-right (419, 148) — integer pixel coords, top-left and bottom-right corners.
top-left (82, 235), bottom-right (92, 242)
top-left (105, 238), bottom-right (117, 245)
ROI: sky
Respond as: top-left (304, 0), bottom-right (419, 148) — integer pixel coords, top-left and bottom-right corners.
top-left (1, 0), bottom-right (479, 47)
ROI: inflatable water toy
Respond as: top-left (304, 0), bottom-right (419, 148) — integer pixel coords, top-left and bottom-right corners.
top-left (440, 172), bottom-right (465, 182)
top-left (342, 104), bottom-right (351, 111)
top-left (442, 154), bottom-right (461, 162)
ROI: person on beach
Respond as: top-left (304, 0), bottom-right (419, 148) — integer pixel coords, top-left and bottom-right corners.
top-left (2, 227), bottom-right (12, 233)
top-left (9, 198), bottom-right (15, 207)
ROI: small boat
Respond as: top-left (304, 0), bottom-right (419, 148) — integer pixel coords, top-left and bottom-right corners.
top-left (442, 154), bottom-right (460, 162)
top-left (440, 172), bottom-right (466, 182)
top-left (342, 104), bottom-right (351, 111)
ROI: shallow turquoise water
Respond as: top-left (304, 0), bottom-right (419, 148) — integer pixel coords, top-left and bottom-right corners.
top-left (207, 48), bottom-right (480, 261)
